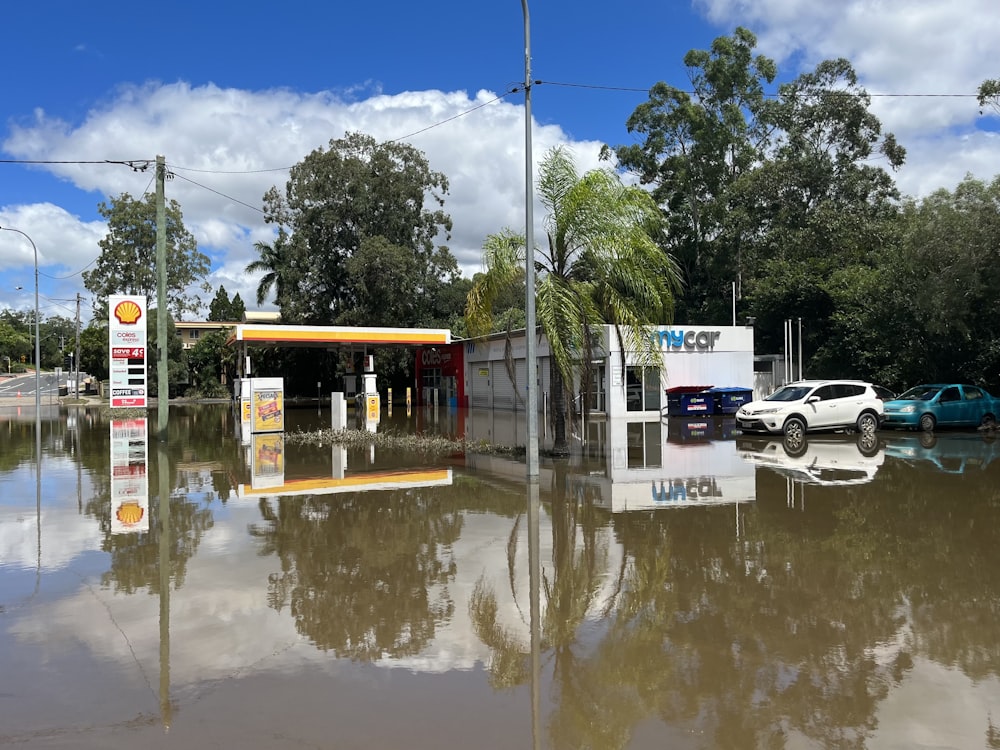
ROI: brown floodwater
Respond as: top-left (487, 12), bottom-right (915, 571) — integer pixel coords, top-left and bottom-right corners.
top-left (2, 403), bottom-right (1000, 749)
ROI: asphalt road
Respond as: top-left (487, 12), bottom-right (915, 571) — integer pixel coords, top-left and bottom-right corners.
top-left (0, 371), bottom-right (84, 403)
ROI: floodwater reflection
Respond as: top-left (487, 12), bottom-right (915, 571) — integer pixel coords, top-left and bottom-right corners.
top-left (1, 404), bottom-right (1000, 748)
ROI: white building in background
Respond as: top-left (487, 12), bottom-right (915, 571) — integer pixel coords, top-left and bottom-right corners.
top-left (463, 324), bottom-right (755, 418)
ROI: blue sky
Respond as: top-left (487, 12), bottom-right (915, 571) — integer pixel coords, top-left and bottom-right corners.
top-left (1, 0), bottom-right (998, 324)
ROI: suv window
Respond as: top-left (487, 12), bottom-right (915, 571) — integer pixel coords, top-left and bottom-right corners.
top-left (834, 384), bottom-right (865, 398)
top-left (812, 385), bottom-right (837, 401)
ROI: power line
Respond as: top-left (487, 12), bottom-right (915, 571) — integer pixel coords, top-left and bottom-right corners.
top-left (537, 79), bottom-right (979, 99)
top-left (167, 171), bottom-right (266, 215)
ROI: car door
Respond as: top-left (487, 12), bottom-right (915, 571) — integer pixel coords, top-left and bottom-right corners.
top-left (960, 385), bottom-right (986, 426)
top-left (827, 383), bottom-right (867, 428)
top-left (807, 385), bottom-right (840, 429)
top-left (935, 386), bottom-right (963, 426)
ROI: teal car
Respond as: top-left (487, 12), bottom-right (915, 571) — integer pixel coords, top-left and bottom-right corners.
top-left (881, 383), bottom-right (999, 432)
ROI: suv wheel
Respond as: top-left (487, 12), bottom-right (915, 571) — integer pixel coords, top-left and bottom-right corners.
top-left (856, 412), bottom-right (878, 435)
top-left (782, 416), bottom-right (806, 441)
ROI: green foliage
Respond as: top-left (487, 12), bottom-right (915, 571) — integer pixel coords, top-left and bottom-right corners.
top-left (186, 329), bottom-right (234, 397)
top-left (978, 78), bottom-right (1000, 114)
top-left (83, 192), bottom-right (211, 319)
top-left (609, 28), bottom-right (904, 333)
top-left (467, 145), bottom-right (681, 454)
top-left (145, 309), bottom-right (188, 397)
top-left (252, 132), bottom-right (455, 324)
top-left (79, 323), bottom-right (109, 381)
top-left (207, 285), bottom-right (245, 322)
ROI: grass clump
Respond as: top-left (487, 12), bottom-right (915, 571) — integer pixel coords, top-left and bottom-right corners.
top-left (285, 427), bottom-right (524, 457)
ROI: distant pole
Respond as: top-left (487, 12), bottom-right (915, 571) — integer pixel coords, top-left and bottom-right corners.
top-left (0, 225), bottom-right (41, 430)
top-left (797, 317), bottom-right (803, 381)
top-left (74, 293), bottom-right (82, 398)
top-left (156, 156), bottom-right (169, 438)
top-left (522, 0), bottom-right (539, 479)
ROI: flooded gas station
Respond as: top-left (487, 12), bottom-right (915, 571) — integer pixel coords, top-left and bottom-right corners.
top-left (2, 401), bottom-right (1000, 749)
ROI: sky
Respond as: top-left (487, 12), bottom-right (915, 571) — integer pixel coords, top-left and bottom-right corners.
top-left (1, 0), bottom-right (998, 325)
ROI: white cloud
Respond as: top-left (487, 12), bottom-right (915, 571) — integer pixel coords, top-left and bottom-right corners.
top-left (2, 84), bottom-right (607, 315)
top-left (695, 0), bottom-right (1000, 194)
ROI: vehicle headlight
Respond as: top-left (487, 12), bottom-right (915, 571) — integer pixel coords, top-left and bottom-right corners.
top-left (755, 408), bottom-right (779, 415)
top-left (898, 405), bottom-right (916, 413)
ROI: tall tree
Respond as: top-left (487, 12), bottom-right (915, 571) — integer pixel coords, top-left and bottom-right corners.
top-left (466, 146), bottom-right (681, 456)
top-left (608, 27), bottom-right (777, 323)
top-left (252, 132), bottom-right (454, 324)
top-left (208, 285), bottom-right (246, 322)
top-left (83, 192), bottom-right (211, 319)
top-left (738, 57), bottom-right (905, 363)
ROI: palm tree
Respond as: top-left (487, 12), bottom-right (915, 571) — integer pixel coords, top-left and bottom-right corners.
top-left (466, 146), bottom-right (682, 455)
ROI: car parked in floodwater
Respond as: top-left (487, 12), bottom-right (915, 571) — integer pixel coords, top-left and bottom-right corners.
top-left (881, 384), bottom-right (999, 432)
top-left (736, 380), bottom-right (883, 440)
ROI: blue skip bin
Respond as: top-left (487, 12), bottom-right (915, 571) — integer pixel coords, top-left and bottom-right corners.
top-left (707, 387), bottom-right (753, 415)
top-left (665, 385), bottom-right (715, 416)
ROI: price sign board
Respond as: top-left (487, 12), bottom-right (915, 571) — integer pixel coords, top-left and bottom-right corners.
top-left (108, 294), bottom-right (148, 408)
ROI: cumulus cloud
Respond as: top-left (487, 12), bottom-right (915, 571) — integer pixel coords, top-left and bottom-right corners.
top-left (2, 84), bottom-right (603, 313)
top-left (4, 1), bottom-right (1000, 317)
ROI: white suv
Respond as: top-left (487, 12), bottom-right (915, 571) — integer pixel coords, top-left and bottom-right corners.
top-left (736, 380), bottom-right (883, 439)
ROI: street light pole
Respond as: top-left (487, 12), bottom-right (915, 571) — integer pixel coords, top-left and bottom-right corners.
top-left (1, 226), bottom-right (41, 418)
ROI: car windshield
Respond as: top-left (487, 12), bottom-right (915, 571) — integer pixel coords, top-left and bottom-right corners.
top-left (765, 385), bottom-right (813, 402)
top-left (897, 385), bottom-right (941, 401)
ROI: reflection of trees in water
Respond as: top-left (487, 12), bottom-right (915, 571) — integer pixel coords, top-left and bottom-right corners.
top-left (76, 405), bottom-right (241, 594)
top-left (470, 459), bottom-right (1000, 749)
top-left (251, 490), bottom-right (463, 660)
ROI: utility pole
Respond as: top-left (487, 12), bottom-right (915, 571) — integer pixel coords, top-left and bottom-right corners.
top-left (74, 293), bottom-right (82, 398)
top-left (156, 156), bottom-right (168, 438)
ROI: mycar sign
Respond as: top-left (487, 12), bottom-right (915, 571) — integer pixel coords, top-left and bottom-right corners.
top-left (652, 328), bottom-right (722, 351)
top-left (108, 295), bottom-right (148, 408)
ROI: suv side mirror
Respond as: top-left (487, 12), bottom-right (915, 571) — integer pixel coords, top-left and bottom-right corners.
top-left (806, 395), bottom-right (820, 404)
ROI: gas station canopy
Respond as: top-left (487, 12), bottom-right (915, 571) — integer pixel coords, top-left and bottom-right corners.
top-left (226, 324), bottom-right (451, 348)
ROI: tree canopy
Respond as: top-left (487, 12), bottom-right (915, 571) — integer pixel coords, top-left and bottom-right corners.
top-left (83, 192), bottom-right (211, 319)
top-left (467, 145), bottom-right (682, 454)
top-left (250, 131), bottom-right (457, 326)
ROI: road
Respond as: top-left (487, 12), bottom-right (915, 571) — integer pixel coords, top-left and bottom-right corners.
top-left (0, 371), bottom-right (82, 403)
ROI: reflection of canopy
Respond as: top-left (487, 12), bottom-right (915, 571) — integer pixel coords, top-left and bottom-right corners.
top-left (237, 468), bottom-right (453, 498)
top-left (226, 324), bottom-right (450, 349)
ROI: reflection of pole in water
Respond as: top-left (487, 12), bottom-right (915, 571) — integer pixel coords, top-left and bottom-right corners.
top-left (527, 480), bottom-right (542, 749)
top-left (158, 441), bottom-right (172, 731)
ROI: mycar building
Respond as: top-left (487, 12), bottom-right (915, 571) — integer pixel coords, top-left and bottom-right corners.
top-left (418, 324), bottom-right (755, 418)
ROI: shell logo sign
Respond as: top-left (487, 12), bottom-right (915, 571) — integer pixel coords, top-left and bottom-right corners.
top-left (113, 299), bottom-right (143, 325)
top-left (115, 501), bottom-right (145, 527)
top-left (109, 295), bottom-right (148, 408)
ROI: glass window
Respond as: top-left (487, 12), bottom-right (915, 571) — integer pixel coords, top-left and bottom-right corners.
top-left (940, 387), bottom-right (960, 403)
top-left (812, 385), bottom-right (837, 401)
top-left (625, 367), bottom-right (643, 412)
top-left (964, 387), bottom-right (983, 401)
top-left (625, 367), bottom-right (662, 412)
top-left (643, 368), bottom-right (661, 412)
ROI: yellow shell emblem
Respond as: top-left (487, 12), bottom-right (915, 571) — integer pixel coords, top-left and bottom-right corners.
top-left (114, 300), bottom-right (143, 325)
top-left (116, 501), bottom-right (145, 526)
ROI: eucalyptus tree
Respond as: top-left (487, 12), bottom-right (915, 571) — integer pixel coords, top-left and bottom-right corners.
top-left (466, 146), bottom-right (681, 456)
top-left (83, 192), bottom-right (211, 319)
top-left (251, 132), bottom-right (455, 325)
top-left (737, 57), bottom-right (905, 364)
top-left (608, 27), bottom-right (777, 323)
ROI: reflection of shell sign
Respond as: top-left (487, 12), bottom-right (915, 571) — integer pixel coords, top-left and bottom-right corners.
top-left (115, 501), bottom-right (145, 527)
top-left (113, 299), bottom-right (143, 325)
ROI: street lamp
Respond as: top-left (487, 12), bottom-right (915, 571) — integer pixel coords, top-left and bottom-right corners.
top-left (1, 227), bottom-right (41, 419)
